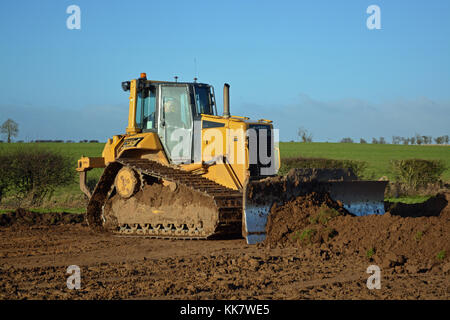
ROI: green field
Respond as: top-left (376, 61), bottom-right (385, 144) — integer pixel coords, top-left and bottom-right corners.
top-left (280, 142), bottom-right (450, 181)
top-left (0, 141), bottom-right (448, 211)
top-left (0, 142), bottom-right (105, 210)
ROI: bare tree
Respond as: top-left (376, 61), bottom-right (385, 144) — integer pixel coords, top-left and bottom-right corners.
top-left (360, 138), bottom-right (367, 144)
top-left (297, 127), bottom-right (313, 143)
top-left (422, 136), bottom-right (433, 145)
top-left (435, 135), bottom-right (450, 144)
top-left (415, 133), bottom-right (423, 145)
top-left (340, 137), bottom-right (354, 143)
top-left (402, 137), bottom-right (410, 145)
top-left (392, 136), bottom-right (402, 144)
top-left (0, 119), bottom-right (19, 143)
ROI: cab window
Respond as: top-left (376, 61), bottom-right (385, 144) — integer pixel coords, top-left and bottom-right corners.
top-left (194, 86), bottom-right (214, 115)
top-left (161, 85), bottom-right (192, 129)
top-left (136, 86), bottom-right (157, 130)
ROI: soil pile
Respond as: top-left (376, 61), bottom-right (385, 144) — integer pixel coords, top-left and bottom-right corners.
top-left (264, 192), bottom-right (349, 247)
top-left (264, 191), bottom-right (450, 270)
top-left (327, 192), bottom-right (450, 264)
top-left (0, 208), bottom-right (84, 227)
top-left (246, 168), bottom-right (358, 206)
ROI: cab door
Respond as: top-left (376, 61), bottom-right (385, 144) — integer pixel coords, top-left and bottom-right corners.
top-left (157, 84), bottom-right (193, 164)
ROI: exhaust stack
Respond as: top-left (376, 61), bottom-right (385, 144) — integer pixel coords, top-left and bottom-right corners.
top-left (223, 83), bottom-right (230, 118)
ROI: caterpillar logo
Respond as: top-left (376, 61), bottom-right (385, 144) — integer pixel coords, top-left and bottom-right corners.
top-left (122, 137), bottom-right (143, 149)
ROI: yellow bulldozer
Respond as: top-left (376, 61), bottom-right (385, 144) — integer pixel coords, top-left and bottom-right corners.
top-left (77, 73), bottom-right (387, 244)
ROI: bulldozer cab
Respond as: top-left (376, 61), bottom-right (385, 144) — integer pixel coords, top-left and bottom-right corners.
top-left (131, 78), bottom-right (216, 163)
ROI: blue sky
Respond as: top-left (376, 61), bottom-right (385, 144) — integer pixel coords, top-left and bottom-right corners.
top-left (0, 0), bottom-right (449, 142)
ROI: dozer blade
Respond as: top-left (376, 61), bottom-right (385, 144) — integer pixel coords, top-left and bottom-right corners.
top-left (243, 176), bottom-right (388, 244)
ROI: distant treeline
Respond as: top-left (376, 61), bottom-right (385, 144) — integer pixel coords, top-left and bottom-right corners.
top-left (340, 134), bottom-right (449, 145)
top-left (0, 140), bottom-right (101, 143)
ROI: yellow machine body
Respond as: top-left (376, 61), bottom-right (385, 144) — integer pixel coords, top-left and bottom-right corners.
top-left (77, 76), bottom-right (280, 192)
top-left (77, 74), bottom-right (386, 244)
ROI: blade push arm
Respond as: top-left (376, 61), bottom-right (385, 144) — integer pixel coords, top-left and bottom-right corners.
top-left (76, 156), bottom-right (106, 198)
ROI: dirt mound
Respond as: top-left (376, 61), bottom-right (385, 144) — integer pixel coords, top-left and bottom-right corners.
top-left (246, 169), bottom-right (364, 212)
top-left (264, 192), bottom-right (349, 247)
top-left (264, 192), bottom-right (450, 270)
top-left (0, 208), bottom-right (84, 227)
top-left (328, 210), bottom-right (449, 269)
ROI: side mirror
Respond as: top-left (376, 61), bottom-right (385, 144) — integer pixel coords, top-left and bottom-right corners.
top-left (121, 81), bottom-right (130, 91)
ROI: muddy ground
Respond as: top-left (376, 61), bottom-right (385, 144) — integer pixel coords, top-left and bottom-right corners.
top-left (0, 193), bottom-right (449, 300)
